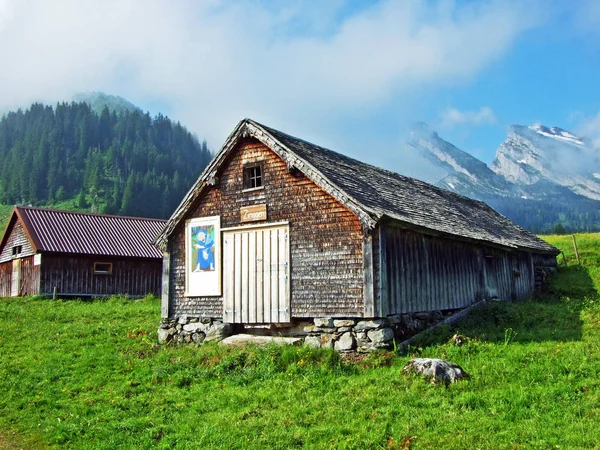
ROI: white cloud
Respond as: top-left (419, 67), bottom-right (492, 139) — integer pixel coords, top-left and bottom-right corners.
top-left (577, 111), bottom-right (600, 149)
top-left (0, 0), bottom-right (541, 154)
top-left (439, 106), bottom-right (497, 129)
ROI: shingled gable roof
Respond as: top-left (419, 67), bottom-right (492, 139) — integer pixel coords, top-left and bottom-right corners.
top-left (0, 207), bottom-right (165, 259)
top-left (156, 118), bottom-right (558, 255)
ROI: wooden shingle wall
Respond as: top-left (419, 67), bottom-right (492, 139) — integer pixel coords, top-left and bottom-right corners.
top-left (0, 221), bottom-right (35, 263)
top-left (169, 139), bottom-right (364, 320)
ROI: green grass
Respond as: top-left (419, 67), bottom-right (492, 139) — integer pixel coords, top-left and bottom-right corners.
top-left (0, 204), bottom-right (13, 232)
top-left (1, 235), bottom-right (600, 449)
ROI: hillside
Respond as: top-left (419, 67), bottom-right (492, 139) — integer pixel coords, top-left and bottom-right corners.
top-left (72, 92), bottom-right (140, 116)
top-left (0, 235), bottom-right (599, 448)
top-left (0, 101), bottom-right (212, 219)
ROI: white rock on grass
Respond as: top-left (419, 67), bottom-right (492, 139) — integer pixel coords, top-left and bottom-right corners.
top-left (402, 358), bottom-right (469, 386)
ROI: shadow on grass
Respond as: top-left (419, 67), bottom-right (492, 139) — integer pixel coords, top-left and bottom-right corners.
top-left (410, 266), bottom-right (599, 349)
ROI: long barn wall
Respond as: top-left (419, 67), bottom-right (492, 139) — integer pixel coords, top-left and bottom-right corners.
top-left (168, 138), bottom-right (365, 320)
top-left (377, 227), bottom-right (540, 316)
top-left (39, 255), bottom-right (161, 297)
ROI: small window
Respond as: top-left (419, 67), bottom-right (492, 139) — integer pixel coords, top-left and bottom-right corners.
top-left (243, 164), bottom-right (263, 190)
top-left (12, 245), bottom-right (22, 256)
top-left (94, 262), bottom-right (113, 275)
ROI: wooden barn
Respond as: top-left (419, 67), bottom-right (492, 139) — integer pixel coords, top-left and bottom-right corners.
top-left (0, 207), bottom-right (166, 298)
top-left (155, 119), bottom-right (559, 349)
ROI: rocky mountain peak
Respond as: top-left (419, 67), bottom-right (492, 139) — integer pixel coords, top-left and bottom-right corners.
top-left (491, 124), bottom-right (600, 200)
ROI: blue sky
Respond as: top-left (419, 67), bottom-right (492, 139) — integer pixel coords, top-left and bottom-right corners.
top-left (0, 0), bottom-right (599, 172)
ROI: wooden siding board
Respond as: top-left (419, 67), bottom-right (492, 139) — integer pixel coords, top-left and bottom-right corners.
top-left (0, 262), bottom-right (11, 297)
top-left (161, 252), bottom-right (170, 318)
top-left (363, 235), bottom-right (375, 318)
top-left (380, 226), bottom-right (540, 314)
top-left (38, 255), bottom-right (161, 297)
top-left (168, 140), bottom-right (364, 320)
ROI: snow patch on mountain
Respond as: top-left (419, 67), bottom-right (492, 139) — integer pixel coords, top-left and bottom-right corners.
top-left (491, 125), bottom-right (600, 201)
top-left (529, 124), bottom-right (584, 146)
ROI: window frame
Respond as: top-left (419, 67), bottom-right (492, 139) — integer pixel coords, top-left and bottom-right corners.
top-left (242, 162), bottom-right (264, 191)
top-left (12, 245), bottom-right (22, 257)
top-left (93, 262), bottom-right (113, 275)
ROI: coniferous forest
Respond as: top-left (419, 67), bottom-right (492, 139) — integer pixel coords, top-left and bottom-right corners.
top-left (0, 102), bottom-right (212, 218)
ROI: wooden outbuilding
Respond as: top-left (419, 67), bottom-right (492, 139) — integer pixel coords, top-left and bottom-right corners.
top-left (0, 207), bottom-right (165, 298)
top-left (155, 119), bottom-right (559, 348)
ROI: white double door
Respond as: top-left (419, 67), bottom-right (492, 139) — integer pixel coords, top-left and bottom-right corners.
top-left (223, 224), bottom-right (290, 324)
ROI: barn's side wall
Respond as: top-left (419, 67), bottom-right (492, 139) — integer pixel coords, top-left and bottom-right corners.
top-left (376, 226), bottom-right (551, 316)
top-left (483, 247), bottom-right (535, 302)
top-left (377, 227), bottom-right (485, 316)
top-left (168, 138), bottom-right (364, 320)
top-left (39, 255), bottom-right (161, 297)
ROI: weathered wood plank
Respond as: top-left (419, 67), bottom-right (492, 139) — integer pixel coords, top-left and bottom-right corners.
top-left (161, 252), bottom-right (170, 318)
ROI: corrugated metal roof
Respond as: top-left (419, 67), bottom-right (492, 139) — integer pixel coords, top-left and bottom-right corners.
top-left (16, 207), bottom-right (166, 259)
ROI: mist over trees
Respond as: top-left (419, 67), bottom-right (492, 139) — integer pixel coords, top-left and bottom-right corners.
top-left (0, 102), bottom-right (212, 218)
top-left (487, 197), bottom-right (600, 235)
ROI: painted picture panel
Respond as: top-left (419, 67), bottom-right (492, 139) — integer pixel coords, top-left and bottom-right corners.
top-left (185, 216), bottom-right (221, 296)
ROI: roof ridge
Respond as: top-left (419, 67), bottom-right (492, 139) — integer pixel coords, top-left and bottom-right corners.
top-left (249, 119), bottom-right (496, 208)
top-left (16, 206), bottom-right (167, 222)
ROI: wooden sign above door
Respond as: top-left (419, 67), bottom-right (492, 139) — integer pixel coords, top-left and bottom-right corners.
top-left (240, 204), bottom-right (267, 223)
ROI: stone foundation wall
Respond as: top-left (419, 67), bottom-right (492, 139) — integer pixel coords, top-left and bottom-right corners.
top-left (158, 316), bottom-right (233, 344)
top-left (303, 310), bottom-right (452, 352)
top-left (158, 309), bottom-right (454, 352)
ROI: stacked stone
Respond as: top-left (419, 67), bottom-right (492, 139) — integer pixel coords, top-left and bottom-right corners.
top-left (303, 318), bottom-right (394, 352)
top-left (303, 310), bottom-right (449, 352)
top-left (158, 309), bottom-right (452, 352)
top-left (158, 316), bottom-right (232, 344)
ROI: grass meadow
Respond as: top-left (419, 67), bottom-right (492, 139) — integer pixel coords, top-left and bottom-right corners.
top-left (0, 233), bottom-right (599, 449)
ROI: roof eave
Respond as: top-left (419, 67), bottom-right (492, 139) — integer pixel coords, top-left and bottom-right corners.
top-left (379, 214), bottom-right (560, 255)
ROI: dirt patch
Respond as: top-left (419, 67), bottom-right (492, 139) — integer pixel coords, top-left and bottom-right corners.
top-left (339, 352), bottom-right (369, 364)
top-left (0, 429), bottom-right (45, 450)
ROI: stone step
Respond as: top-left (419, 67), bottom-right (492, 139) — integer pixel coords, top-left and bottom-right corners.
top-left (220, 334), bottom-right (303, 347)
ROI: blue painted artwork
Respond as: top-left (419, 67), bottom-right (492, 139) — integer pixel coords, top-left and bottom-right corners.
top-left (191, 225), bottom-right (215, 272)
